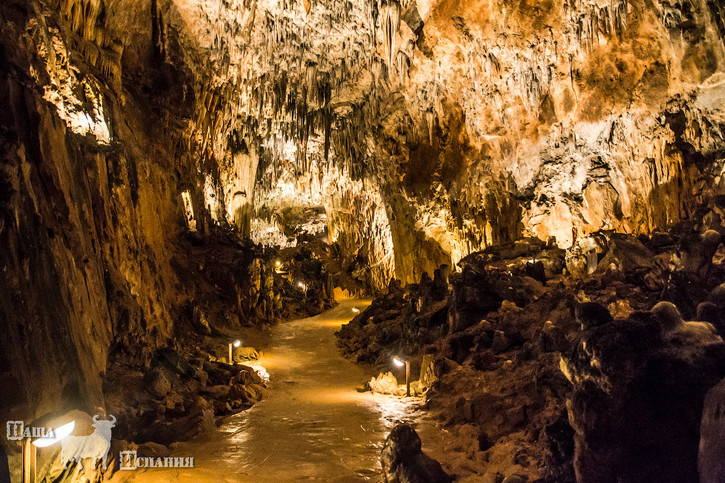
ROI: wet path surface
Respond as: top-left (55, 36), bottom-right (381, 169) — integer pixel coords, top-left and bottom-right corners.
top-left (117, 299), bottom-right (426, 482)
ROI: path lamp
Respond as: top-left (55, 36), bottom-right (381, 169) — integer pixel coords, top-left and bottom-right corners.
top-left (23, 418), bottom-right (75, 483)
top-left (393, 356), bottom-right (411, 397)
top-left (229, 339), bottom-right (241, 364)
top-left (298, 281), bottom-right (307, 296)
top-left (352, 307), bottom-right (360, 314)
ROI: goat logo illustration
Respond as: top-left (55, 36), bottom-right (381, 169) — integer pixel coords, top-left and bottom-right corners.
top-left (60, 414), bottom-right (116, 470)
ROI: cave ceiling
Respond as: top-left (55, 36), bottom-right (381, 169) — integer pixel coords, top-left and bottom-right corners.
top-left (14, 0), bottom-right (725, 287)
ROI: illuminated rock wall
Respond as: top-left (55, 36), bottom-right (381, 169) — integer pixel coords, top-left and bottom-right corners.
top-left (0, 0), bottom-right (227, 416)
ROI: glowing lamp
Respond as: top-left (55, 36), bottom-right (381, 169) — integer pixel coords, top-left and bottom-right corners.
top-left (229, 339), bottom-right (242, 364)
top-left (23, 417), bottom-right (75, 483)
top-left (352, 307), bottom-right (360, 314)
top-left (276, 261), bottom-right (281, 267)
top-left (392, 356), bottom-right (411, 397)
top-left (32, 421), bottom-right (75, 448)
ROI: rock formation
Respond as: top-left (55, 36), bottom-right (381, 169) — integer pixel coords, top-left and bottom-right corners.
top-left (381, 424), bottom-right (452, 483)
top-left (561, 302), bottom-right (725, 482)
top-left (339, 200), bottom-right (725, 480)
top-left (699, 377), bottom-right (725, 483)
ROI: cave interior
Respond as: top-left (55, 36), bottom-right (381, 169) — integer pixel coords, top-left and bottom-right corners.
top-left (1, 0), bottom-right (725, 481)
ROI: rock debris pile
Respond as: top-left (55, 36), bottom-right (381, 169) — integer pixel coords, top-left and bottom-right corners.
top-left (341, 197), bottom-right (725, 482)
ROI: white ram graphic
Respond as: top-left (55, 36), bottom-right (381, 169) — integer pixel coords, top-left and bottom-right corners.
top-left (60, 415), bottom-right (116, 470)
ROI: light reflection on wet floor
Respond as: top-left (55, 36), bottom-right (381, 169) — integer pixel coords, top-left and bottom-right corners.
top-left (115, 299), bottom-right (427, 482)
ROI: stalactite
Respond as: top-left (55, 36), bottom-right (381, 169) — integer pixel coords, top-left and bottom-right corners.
top-left (380, 1), bottom-right (400, 72)
top-left (395, 50), bottom-right (409, 84)
top-left (574, 0), bottom-right (628, 53)
top-left (323, 107), bottom-right (332, 162)
top-left (306, 62), bottom-right (318, 105)
top-left (151, 0), bottom-right (166, 62)
top-left (426, 109), bottom-right (435, 145)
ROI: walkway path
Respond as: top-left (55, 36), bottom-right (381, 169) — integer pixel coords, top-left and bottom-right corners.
top-left (117, 299), bottom-right (424, 482)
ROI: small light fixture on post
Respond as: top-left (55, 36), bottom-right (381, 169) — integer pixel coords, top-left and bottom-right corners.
top-left (393, 356), bottom-right (411, 397)
top-left (352, 307), bottom-right (360, 314)
top-left (229, 339), bottom-right (241, 364)
top-left (23, 419), bottom-right (75, 483)
top-left (298, 281), bottom-right (307, 296)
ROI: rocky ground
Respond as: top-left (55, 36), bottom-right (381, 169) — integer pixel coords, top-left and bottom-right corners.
top-left (338, 197), bottom-right (725, 482)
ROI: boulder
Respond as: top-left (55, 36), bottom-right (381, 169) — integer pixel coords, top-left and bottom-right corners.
top-left (699, 378), bottom-right (725, 483)
top-left (233, 346), bottom-right (260, 363)
top-left (203, 360), bottom-right (237, 385)
top-left (381, 424), bottom-right (452, 483)
top-left (418, 354), bottom-right (437, 389)
top-left (192, 306), bottom-right (212, 335)
top-left (644, 252), bottom-right (673, 291)
top-left (369, 372), bottom-right (400, 395)
top-left (597, 234), bottom-right (654, 278)
top-left (561, 302), bottom-right (725, 483)
top-left (146, 368), bottom-right (171, 399)
top-left (231, 365), bottom-right (263, 386)
top-left (229, 383), bottom-right (266, 404)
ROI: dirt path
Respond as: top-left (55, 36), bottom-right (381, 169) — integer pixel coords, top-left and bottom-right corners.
top-left (114, 299), bottom-right (428, 482)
